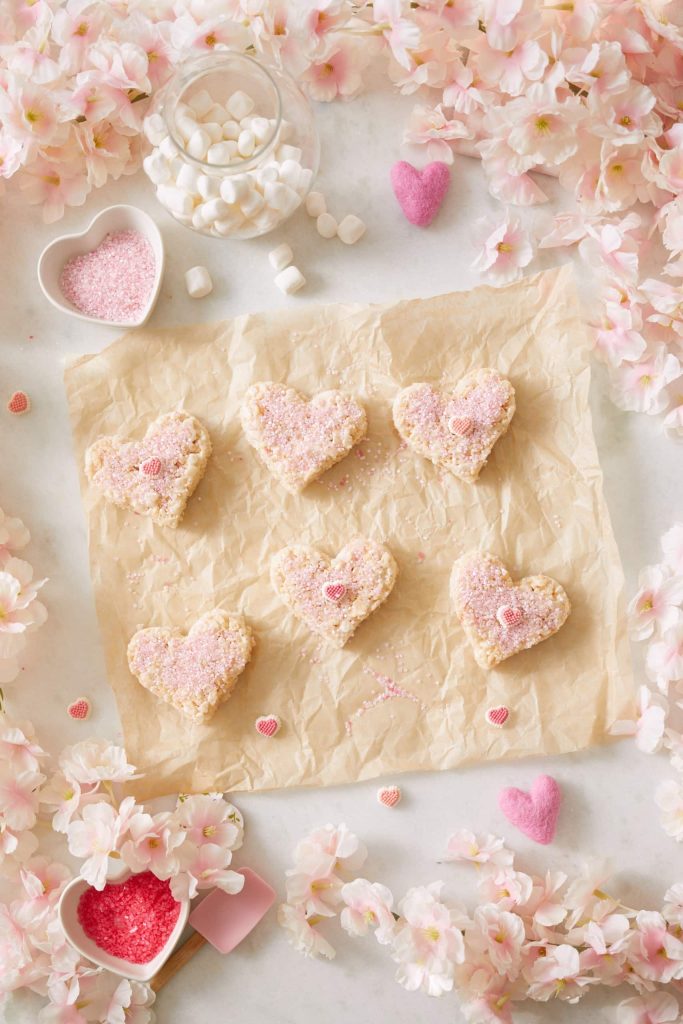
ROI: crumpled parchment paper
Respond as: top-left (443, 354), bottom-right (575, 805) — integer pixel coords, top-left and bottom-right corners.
top-left (64, 265), bottom-right (633, 800)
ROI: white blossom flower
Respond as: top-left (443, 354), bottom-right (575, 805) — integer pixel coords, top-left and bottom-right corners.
top-left (646, 625), bottom-right (683, 691)
top-left (278, 902), bottom-right (336, 959)
top-left (655, 779), bottom-right (683, 842)
top-left (66, 796), bottom-right (136, 889)
top-left (610, 686), bottom-right (668, 753)
top-left (628, 566), bottom-right (683, 641)
top-left (472, 212), bottom-right (533, 286)
top-left (391, 882), bottom-right (465, 996)
top-left (59, 739), bottom-right (136, 787)
top-left (340, 878), bottom-right (396, 944)
top-left (445, 830), bottom-right (513, 867)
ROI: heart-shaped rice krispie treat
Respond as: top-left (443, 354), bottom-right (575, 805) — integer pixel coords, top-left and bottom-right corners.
top-left (127, 609), bottom-right (254, 722)
top-left (393, 369), bottom-right (515, 482)
top-left (85, 411), bottom-right (211, 528)
top-left (271, 537), bottom-right (398, 647)
top-left (241, 382), bottom-right (367, 494)
top-left (451, 553), bottom-right (570, 669)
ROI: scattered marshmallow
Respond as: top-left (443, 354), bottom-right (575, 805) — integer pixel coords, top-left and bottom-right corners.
top-left (316, 212), bottom-right (338, 239)
top-left (305, 191), bottom-right (326, 217)
top-left (157, 185), bottom-right (193, 217)
top-left (237, 129), bottom-right (256, 158)
top-left (184, 266), bottom-right (213, 299)
top-left (274, 265), bottom-right (306, 295)
top-left (268, 243), bottom-right (293, 272)
top-left (187, 128), bottom-right (211, 160)
top-left (337, 213), bottom-right (366, 245)
top-left (240, 190), bottom-right (265, 217)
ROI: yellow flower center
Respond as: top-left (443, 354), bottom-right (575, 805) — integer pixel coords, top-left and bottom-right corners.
top-left (25, 109), bottom-right (41, 124)
top-left (205, 32), bottom-right (217, 47)
top-left (494, 931), bottom-right (506, 943)
top-left (619, 115), bottom-right (632, 126)
top-left (639, 374), bottom-right (653, 386)
top-left (535, 116), bottom-right (550, 133)
top-left (148, 837), bottom-right (160, 848)
top-left (497, 242), bottom-right (513, 253)
top-left (75, 22), bottom-right (88, 36)
top-left (424, 926), bottom-right (440, 942)
top-left (202, 824), bottom-right (217, 837)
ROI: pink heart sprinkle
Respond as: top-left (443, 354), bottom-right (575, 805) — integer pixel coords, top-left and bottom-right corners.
top-left (377, 785), bottom-right (401, 808)
top-left (485, 705), bottom-right (509, 728)
top-left (323, 581), bottom-right (347, 603)
top-left (255, 715), bottom-right (281, 737)
top-left (499, 774), bottom-right (562, 845)
top-left (497, 605), bottom-right (524, 628)
top-left (449, 416), bottom-right (473, 437)
top-left (390, 160), bottom-right (451, 227)
top-left (7, 391), bottom-right (30, 415)
top-left (67, 698), bottom-right (91, 721)
top-left (141, 457), bottom-right (162, 477)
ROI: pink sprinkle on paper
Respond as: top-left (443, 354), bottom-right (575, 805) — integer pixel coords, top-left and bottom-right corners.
top-left (60, 230), bottom-right (156, 323)
top-left (77, 871), bottom-right (180, 964)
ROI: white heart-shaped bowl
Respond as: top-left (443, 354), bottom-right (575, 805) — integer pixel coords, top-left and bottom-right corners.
top-left (37, 205), bottom-right (165, 329)
top-left (57, 868), bottom-right (189, 981)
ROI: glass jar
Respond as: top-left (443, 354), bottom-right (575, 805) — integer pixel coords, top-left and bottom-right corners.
top-left (142, 52), bottom-right (320, 239)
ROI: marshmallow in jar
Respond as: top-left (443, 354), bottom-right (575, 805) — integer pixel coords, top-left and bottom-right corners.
top-left (142, 53), bottom-right (320, 240)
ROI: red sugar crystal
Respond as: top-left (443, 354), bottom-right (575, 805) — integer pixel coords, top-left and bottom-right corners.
top-left (77, 871), bottom-right (181, 964)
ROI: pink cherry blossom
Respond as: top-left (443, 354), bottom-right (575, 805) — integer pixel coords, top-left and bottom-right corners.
top-left (472, 38), bottom-right (547, 97)
top-left (19, 154), bottom-right (89, 223)
top-left (445, 829), bottom-right (513, 867)
top-left (119, 809), bottom-right (185, 877)
top-left (0, 717), bottom-right (45, 772)
top-left (340, 878), bottom-right (396, 944)
top-left (481, 0), bottom-right (541, 53)
top-left (285, 859), bottom-right (343, 917)
top-left (662, 524), bottom-right (683, 575)
top-left (0, 74), bottom-right (64, 149)
top-left (66, 796), bottom-right (136, 889)
top-left (469, 906), bottom-right (525, 978)
top-left (646, 625), bottom-right (683, 690)
top-left (278, 902), bottom-right (336, 960)
top-left (476, 866), bottom-right (533, 912)
top-left (442, 57), bottom-right (487, 116)
top-left (495, 73), bottom-right (585, 169)
top-left (591, 82), bottom-right (661, 147)
top-left (0, 509), bottom-right (29, 558)
top-left (292, 823), bottom-right (367, 874)
top-left (524, 870), bottom-right (569, 928)
top-left (0, 764), bottom-right (44, 831)
top-left (525, 942), bottom-right (592, 1001)
top-left (656, 779), bottom-right (683, 842)
top-left (565, 41), bottom-right (630, 97)
top-left (173, 793), bottom-right (243, 851)
top-left (372, 0), bottom-right (421, 71)
top-left (578, 214), bottom-right (641, 283)
top-left (392, 882), bottom-right (465, 996)
top-left (628, 565), bottom-right (683, 640)
top-left (300, 40), bottom-right (367, 101)
top-left (479, 136), bottom-right (549, 205)
top-left (617, 992), bottom-right (681, 1024)
top-left (403, 102), bottom-right (472, 162)
top-left (58, 738), bottom-right (136, 786)
top-left (610, 347), bottom-right (682, 416)
top-left (662, 883), bottom-right (683, 926)
top-left (171, 842), bottom-right (244, 902)
top-left (627, 910), bottom-right (683, 982)
top-left (472, 212), bottom-right (533, 285)
top-left (610, 686), bottom-right (668, 754)
top-left (40, 771), bottom-right (83, 834)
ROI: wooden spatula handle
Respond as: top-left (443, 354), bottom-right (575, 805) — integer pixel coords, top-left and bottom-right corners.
top-left (150, 931), bottom-right (207, 992)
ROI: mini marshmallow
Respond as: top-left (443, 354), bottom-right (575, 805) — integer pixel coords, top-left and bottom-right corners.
top-left (337, 213), bottom-right (367, 245)
top-left (143, 113), bottom-right (167, 146)
top-left (205, 103), bottom-right (228, 124)
top-left (250, 116), bottom-right (271, 143)
top-left (188, 88), bottom-right (214, 118)
top-left (157, 185), bottom-right (194, 217)
top-left (207, 142), bottom-right (236, 165)
top-left (256, 163), bottom-right (279, 188)
top-left (187, 128), bottom-right (211, 160)
top-left (199, 197), bottom-right (229, 222)
top-left (197, 174), bottom-right (221, 199)
top-left (227, 90), bottom-right (255, 121)
top-left (316, 212), bottom-right (338, 239)
top-left (220, 175), bottom-right (250, 204)
top-left (159, 135), bottom-right (179, 161)
top-left (143, 152), bottom-right (171, 185)
top-left (277, 143), bottom-right (303, 163)
top-left (240, 189), bottom-right (265, 217)
top-left (176, 114), bottom-right (199, 142)
top-left (264, 181), bottom-right (296, 212)
top-left (274, 265), bottom-right (306, 295)
top-left (222, 119), bottom-right (240, 141)
top-left (299, 168), bottom-right (314, 192)
top-left (305, 191), bottom-right (326, 217)
top-left (175, 163), bottom-right (200, 193)
top-left (191, 208), bottom-right (206, 230)
top-left (214, 212), bottom-right (245, 236)
top-left (268, 243), bottom-right (293, 272)
top-left (203, 121), bottom-right (223, 143)
top-left (185, 266), bottom-right (213, 299)
top-left (238, 130), bottom-right (256, 157)
top-left (278, 159), bottom-right (302, 189)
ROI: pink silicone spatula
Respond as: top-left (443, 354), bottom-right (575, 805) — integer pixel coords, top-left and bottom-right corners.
top-left (151, 867), bottom-right (275, 991)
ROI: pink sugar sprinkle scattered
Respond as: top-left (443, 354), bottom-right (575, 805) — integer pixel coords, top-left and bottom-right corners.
top-left (60, 230), bottom-right (156, 323)
top-left (77, 871), bottom-right (180, 964)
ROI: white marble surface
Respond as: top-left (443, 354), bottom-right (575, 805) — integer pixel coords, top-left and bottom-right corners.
top-left (1, 85), bottom-right (681, 1023)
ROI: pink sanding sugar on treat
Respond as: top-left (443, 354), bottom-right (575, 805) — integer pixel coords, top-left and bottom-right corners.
top-left (59, 230), bottom-right (155, 323)
top-left (77, 871), bottom-right (180, 964)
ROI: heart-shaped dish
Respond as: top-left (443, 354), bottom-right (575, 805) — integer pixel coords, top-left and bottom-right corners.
top-left (37, 205), bottom-right (165, 328)
top-left (57, 867), bottom-right (189, 981)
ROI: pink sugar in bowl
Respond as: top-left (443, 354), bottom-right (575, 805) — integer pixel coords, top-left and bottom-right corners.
top-left (37, 205), bottom-right (165, 329)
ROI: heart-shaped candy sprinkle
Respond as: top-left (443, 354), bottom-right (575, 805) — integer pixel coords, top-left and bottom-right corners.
top-left (255, 714), bottom-right (281, 737)
top-left (67, 698), bottom-right (91, 721)
top-left (485, 705), bottom-right (509, 728)
top-left (7, 391), bottom-right (30, 415)
top-left (322, 581), bottom-right (347, 603)
top-left (448, 416), bottom-right (473, 437)
top-left (377, 785), bottom-right (401, 808)
top-left (497, 605), bottom-right (524, 628)
top-left (141, 457), bottom-right (162, 477)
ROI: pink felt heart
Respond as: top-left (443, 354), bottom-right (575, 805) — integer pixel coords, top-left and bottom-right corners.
top-left (499, 775), bottom-right (562, 845)
top-left (485, 705), bottom-right (509, 728)
top-left (390, 161), bottom-right (451, 227)
top-left (255, 714), bottom-right (281, 737)
top-left (378, 785), bottom-right (401, 807)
